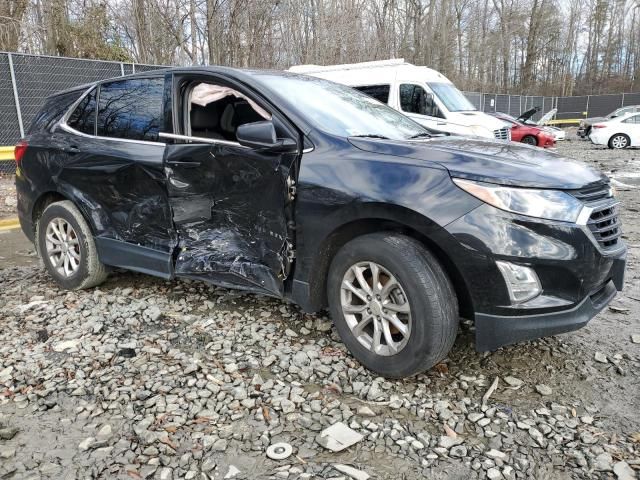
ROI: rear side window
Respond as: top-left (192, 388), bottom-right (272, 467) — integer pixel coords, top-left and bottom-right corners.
top-left (97, 78), bottom-right (164, 142)
top-left (622, 114), bottom-right (640, 124)
top-left (354, 84), bottom-right (390, 104)
top-left (67, 87), bottom-right (97, 135)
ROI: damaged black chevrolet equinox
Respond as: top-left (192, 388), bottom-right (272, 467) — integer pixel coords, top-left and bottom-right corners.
top-left (16, 67), bottom-right (626, 377)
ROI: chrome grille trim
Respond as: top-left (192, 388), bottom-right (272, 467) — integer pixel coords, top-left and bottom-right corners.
top-left (493, 127), bottom-right (511, 141)
top-left (572, 183), bottom-right (623, 254)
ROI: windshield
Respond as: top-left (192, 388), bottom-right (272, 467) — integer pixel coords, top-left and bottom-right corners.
top-left (255, 74), bottom-right (428, 140)
top-left (608, 107), bottom-right (630, 119)
top-left (428, 82), bottom-right (476, 112)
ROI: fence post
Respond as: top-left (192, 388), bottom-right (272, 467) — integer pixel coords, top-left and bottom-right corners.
top-left (585, 95), bottom-right (590, 118)
top-left (120, 62), bottom-right (125, 76)
top-left (7, 53), bottom-right (25, 138)
top-left (132, 63), bottom-right (136, 74)
top-left (621, 93), bottom-right (625, 107)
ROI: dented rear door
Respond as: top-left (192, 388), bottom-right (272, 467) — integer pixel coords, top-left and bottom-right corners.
top-left (163, 140), bottom-right (294, 296)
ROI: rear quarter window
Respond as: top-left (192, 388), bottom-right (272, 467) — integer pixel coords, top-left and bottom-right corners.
top-left (97, 78), bottom-right (164, 142)
top-left (28, 90), bottom-right (83, 134)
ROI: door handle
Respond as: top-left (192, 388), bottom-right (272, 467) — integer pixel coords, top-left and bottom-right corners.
top-left (63, 145), bottom-right (80, 154)
top-left (436, 122), bottom-right (447, 126)
top-left (166, 160), bottom-right (201, 168)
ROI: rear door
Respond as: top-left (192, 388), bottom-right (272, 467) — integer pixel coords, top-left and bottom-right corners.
top-left (161, 73), bottom-right (299, 296)
top-left (57, 77), bottom-right (176, 276)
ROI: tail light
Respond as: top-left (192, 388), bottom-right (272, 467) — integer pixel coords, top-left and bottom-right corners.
top-left (14, 140), bottom-right (27, 164)
top-left (592, 124), bottom-right (607, 129)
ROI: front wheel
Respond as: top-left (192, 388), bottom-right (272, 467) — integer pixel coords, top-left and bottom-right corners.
top-left (327, 233), bottom-right (458, 378)
top-left (521, 135), bottom-right (538, 146)
top-left (609, 134), bottom-right (630, 149)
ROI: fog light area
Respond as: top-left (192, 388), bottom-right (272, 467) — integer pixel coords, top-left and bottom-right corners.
top-left (496, 260), bottom-right (542, 304)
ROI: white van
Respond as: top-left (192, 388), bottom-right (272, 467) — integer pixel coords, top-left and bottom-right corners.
top-left (289, 59), bottom-right (511, 140)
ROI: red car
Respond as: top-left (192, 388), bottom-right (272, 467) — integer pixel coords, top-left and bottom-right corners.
top-left (490, 112), bottom-right (556, 148)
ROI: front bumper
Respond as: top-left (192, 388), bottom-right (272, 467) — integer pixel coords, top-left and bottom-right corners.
top-left (475, 265), bottom-right (624, 351)
top-left (436, 203), bottom-right (626, 351)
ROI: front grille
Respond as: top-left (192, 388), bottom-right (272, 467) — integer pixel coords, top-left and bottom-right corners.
top-left (571, 183), bottom-right (622, 252)
top-left (493, 127), bottom-right (511, 141)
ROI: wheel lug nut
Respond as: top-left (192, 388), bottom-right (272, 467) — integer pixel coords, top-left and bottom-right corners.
top-left (366, 295), bottom-right (371, 301)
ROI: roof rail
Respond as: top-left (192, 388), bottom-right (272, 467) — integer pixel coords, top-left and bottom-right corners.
top-left (289, 58), bottom-right (408, 74)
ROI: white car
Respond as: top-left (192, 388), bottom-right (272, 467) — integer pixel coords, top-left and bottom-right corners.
top-left (289, 59), bottom-right (511, 141)
top-left (589, 112), bottom-right (640, 149)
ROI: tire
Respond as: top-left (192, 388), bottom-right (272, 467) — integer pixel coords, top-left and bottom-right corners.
top-left (608, 134), bottom-right (630, 149)
top-left (521, 135), bottom-right (538, 146)
top-left (36, 200), bottom-right (108, 290)
top-left (327, 233), bottom-right (458, 378)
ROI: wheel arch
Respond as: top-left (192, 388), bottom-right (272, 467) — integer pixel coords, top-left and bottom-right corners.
top-left (32, 191), bottom-right (69, 231)
top-left (294, 205), bottom-right (474, 320)
top-left (31, 189), bottom-right (99, 238)
top-left (608, 132), bottom-right (630, 148)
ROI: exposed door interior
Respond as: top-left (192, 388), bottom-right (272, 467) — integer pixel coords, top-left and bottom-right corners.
top-left (164, 75), bottom-right (299, 296)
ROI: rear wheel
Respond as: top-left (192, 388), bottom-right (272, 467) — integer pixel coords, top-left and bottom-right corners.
top-left (327, 233), bottom-right (458, 378)
top-left (521, 135), bottom-right (538, 146)
top-left (36, 200), bottom-right (108, 290)
top-left (609, 134), bottom-right (630, 149)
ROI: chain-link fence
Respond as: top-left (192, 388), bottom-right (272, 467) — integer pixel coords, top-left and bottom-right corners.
top-left (2, 52), bottom-right (640, 175)
top-left (0, 52), bottom-right (166, 174)
top-left (464, 91), bottom-right (640, 121)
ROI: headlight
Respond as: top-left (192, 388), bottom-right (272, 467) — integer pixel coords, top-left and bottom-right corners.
top-left (453, 178), bottom-right (583, 222)
top-left (469, 125), bottom-right (491, 138)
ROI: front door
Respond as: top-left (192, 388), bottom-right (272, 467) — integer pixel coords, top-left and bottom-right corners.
top-left (162, 75), bottom-right (299, 296)
top-left (397, 83), bottom-right (450, 134)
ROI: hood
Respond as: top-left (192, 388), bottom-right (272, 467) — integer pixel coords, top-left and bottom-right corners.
top-left (348, 136), bottom-right (606, 189)
top-left (449, 111), bottom-right (509, 129)
top-left (537, 108), bottom-right (557, 125)
top-left (516, 106), bottom-right (540, 123)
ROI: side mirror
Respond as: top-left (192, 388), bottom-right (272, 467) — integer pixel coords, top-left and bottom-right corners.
top-left (236, 121), bottom-right (297, 152)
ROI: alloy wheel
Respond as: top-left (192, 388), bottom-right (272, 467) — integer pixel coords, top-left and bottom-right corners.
top-left (45, 217), bottom-right (81, 278)
top-left (340, 261), bottom-right (412, 356)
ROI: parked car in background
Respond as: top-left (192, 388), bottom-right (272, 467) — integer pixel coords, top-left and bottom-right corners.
top-left (490, 112), bottom-right (556, 148)
top-left (589, 112), bottom-right (640, 149)
top-left (578, 105), bottom-right (640, 138)
top-left (289, 59), bottom-right (512, 141)
top-left (16, 67), bottom-right (625, 378)
top-left (517, 107), bottom-right (566, 141)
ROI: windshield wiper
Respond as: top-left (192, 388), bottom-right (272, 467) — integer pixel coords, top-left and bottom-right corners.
top-left (351, 134), bottom-right (389, 139)
top-left (408, 132), bottom-right (432, 139)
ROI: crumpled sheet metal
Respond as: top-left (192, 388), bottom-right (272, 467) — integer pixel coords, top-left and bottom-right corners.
top-left (173, 214), bottom-right (287, 297)
top-left (168, 145), bottom-right (293, 298)
top-left (49, 138), bottom-right (177, 253)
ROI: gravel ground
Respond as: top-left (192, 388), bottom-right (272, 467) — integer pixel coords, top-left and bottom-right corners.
top-left (0, 176), bottom-right (17, 220)
top-left (0, 138), bottom-right (639, 480)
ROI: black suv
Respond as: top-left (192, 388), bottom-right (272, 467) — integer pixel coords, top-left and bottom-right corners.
top-left (15, 67), bottom-right (626, 377)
